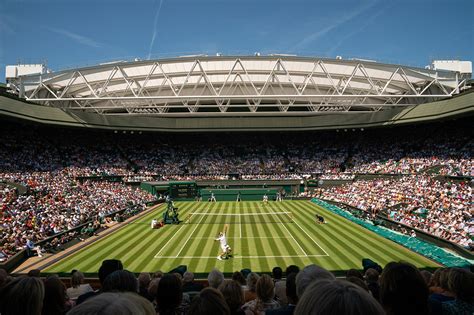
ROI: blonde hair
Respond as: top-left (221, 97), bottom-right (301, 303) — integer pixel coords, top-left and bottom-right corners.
top-left (218, 280), bottom-right (244, 311)
top-left (295, 279), bottom-right (384, 315)
top-left (256, 274), bottom-right (275, 302)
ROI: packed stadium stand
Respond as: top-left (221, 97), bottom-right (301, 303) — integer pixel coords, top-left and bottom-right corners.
top-left (0, 56), bottom-right (473, 315)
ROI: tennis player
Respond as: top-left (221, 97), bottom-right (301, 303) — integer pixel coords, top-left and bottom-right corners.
top-left (216, 224), bottom-right (231, 260)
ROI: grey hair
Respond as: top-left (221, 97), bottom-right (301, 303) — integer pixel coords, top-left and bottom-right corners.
top-left (246, 272), bottom-right (260, 292)
top-left (296, 264), bottom-right (335, 298)
top-left (208, 268), bottom-right (224, 289)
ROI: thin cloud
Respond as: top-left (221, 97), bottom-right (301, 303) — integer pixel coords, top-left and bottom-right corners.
top-left (46, 27), bottom-right (103, 48)
top-left (327, 4), bottom-right (390, 56)
top-left (292, 0), bottom-right (378, 51)
top-left (147, 0), bottom-right (164, 60)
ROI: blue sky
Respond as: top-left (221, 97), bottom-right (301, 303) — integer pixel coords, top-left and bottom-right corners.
top-left (0, 0), bottom-right (473, 82)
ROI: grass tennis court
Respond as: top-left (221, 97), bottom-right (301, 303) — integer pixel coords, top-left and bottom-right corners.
top-left (44, 200), bottom-right (440, 276)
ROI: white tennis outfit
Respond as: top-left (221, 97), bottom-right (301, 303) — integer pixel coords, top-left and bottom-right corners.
top-left (217, 234), bottom-right (228, 252)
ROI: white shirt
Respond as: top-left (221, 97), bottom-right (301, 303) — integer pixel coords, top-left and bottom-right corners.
top-left (216, 234), bottom-right (227, 248)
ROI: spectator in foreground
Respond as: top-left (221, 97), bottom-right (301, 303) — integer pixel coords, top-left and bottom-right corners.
top-left (267, 272), bottom-right (298, 315)
top-left (219, 280), bottom-right (245, 315)
top-left (42, 275), bottom-right (72, 315)
top-left (155, 273), bottom-right (184, 315)
top-left (441, 268), bottom-right (474, 315)
top-left (188, 287), bottom-right (230, 315)
top-left (182, 271), bottom-right (204, 293)
top-left (102, 270), bottom-right (138, 293)
top-left (272, 267), bottom-right (284, 304)
top-left (0, 276), bottom-right (44, 315)
top-left (76, 259), bottom-right (123, 305)
top-left (0, 268), bottom-right (10, 287)
top-left (242, 274), bottom-right (280, 314)
top-left (67, 292), bottom-right (155, 315)
top-left (67, 271), bottom-right (93, 300)
top-left (380, 262), bottom-right (429, 315)
top-left (295, 264), bottom-right (335, 298)
top-left (208, 268), bottom-right (225, 289)
top-left (138, 272), bottom-right (153, 301)
top-left (294, 279), bottom-right (385, 315)
top-left (364, 268), bottom-right (380, 301)
top-left (244, 272), bottom-right (260, 302)
top-left (232, 271), bottom-right (247, 288)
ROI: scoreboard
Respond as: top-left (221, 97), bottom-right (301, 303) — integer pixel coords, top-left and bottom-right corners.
top-left (169, 182), bottom-right (197, 199)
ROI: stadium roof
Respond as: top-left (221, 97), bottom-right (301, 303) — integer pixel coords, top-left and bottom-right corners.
top-left (6, 55), bottom-right (470, 116)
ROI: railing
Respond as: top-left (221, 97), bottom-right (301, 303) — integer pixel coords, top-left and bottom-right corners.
top-left (314, 199), bottom-right (473, 265)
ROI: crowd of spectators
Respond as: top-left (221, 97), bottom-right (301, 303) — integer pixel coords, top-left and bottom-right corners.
top-left (318, 176), bottom-right (473, 249)
top-left (2, 119), bottom-right (471, 179)
top-left (0, 258), bottom-right (473, 315)
top-left (0, 171), bottom-right (153, 259)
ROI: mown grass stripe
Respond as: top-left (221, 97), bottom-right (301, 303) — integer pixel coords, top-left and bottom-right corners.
top-left (76, 203), bottom-right (194, 272)
top-left (299, 201), bottom-right (438, 268)
top-left (45, 204), bottom-right (168, 273)
top-left (295, 202), bottom-right (391, 265)
top-left (45, 200), bottom-right (440, 275)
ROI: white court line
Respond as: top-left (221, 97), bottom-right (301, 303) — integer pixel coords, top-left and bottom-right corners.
top-left (174, 206), bottom-right (211, 258)
top-left (154, 222), bottom-right (187, 258)
top-left (291, 206), bottom-right (330, 257)
top-left (266, 203), bottom-right (308, 256)
top-left (154, 254), bottom-right (328, 259)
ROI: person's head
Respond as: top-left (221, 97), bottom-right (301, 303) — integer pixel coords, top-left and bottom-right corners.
top-left (365, 268), bottom-right (380, 283)
top-left (188, 287), bottom-right (230, 315)
top-left (296, 264), bottom-right (335, 298)
top-left (286, 272), bottom-right (298, 305)
top-left (447, 268), bottom-right (474, 303)
top-left (98, 259), bottom-right (123, 285)
top-left (256, 274), bottom-right (275, 302)
top-left (419, 270), bottom-right (432, 286)
top-left (231, 271), bottom-right (246, 286)
top-left (218, 280), bottom-right (244, 311)
top-left (102, 270), bottom-right (138, 293)
top-left (67, 292), bottom-right (155, 315)
top-left (152, 270), bottom-right (163, 279)
top-left (183, 271), bottom-right (194, 284)
top-left (0, 268), bottom-right (9, 287)
top-left (347, 269), bottom-right (364, 280)
top-left (439, 268), bottom-right (451, 291)
top-left (42, 275), bottom-right (68, 314)
top-left (156, 274), bottom-right (183, 313)
top-left (148, 277), bottom-right (160, 298)
top-left (347, 277), bottom-right (369, 292)
top-left (286, 265), bottom-right (300, 276)
top-left (27, 269), bottom-right (41, 277)
top-left (429, 268), bottom-right (443, 288)
top-left (246, 272), bottom-right (260, 292)
top-left (0, 276), bottom-right (45, 315)
top-left (380, 262), bottom-right (428, 315)
top-left (208, 268), bottom-right (224, 289)
top-left (295, 279), bottom-right (385, 315)
top-left (138, 273), bottom-right (151, 289)
top-left (71, 270), bottom-right (86, 288)
top-left (272, 267), bottom-right (283, 280)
